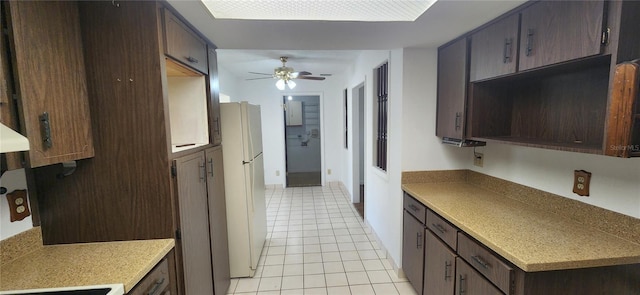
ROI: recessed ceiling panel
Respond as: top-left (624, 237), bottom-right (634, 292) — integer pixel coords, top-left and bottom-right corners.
top-left (201, 0), bottom-right (438, 22)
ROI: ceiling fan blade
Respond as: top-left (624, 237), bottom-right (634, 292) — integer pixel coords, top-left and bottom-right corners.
top-left (246, 77), bottom-right (274, 81)
top-left (248, 71), bottom-right (273, 76)
top-left (296, 76), bottom-right (326, 81)
top-left (294, 71), bottom-right (312, 76)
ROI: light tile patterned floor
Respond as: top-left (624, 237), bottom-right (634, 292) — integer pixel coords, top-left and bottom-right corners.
top-left (227, 184), bottom-right (417, 295)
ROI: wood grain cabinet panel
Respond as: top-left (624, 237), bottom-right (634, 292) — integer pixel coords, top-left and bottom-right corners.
top-left (174, 152), bottom-right (215, 295)
top-left (469, 13), bottom-right (519, 82)
top-left (208, 48), bottom-right (222, 146)
top-left (205, 146), bottom-right (230, 295)
top-left (436, 38), bottom-right (468, 140)
top-left (519, 0), bottom-right (606, 71)
top-left (6, 1), bottom-right (94, 167)
top-left (423, 230), bottom-right (456, 295)
top-left (403, 211), bottom-right (426, 294)
top-left (164, 9), bottom-right (208, 74)
top-left (455, 257), bottom-right (504, 295)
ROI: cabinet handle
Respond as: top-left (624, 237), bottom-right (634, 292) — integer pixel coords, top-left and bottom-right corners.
top-left (459, 274), bottom-right (466, 295)
top-left (214, 117), bottom-right (220, 134)
top-left (39, 112), bottom-right (53, 149)
top-left (408, 204), bottom-right (419, 212)
top-left (416, 232), bottom-right (423, 249)
top-left (146, 277), bottom-right (165, 295)
top-left (526, 29), bottom-right (534, 56)
top-left (454, 112), bottom-right (462, 130)
top-left (208, 158), bottom-right (214, 177)
top-left (444, 260), bottom-right (452, 280)
top-left (199, 162), bottom-right (205, 182)
top-left (431, 223), bottom-right (446, 234)
top-left (471, 255), bottom-right (490, 269)
top-left (503, 38), bottom-right (512, 63)
top-left (185, 56), bottom-right (199, 64)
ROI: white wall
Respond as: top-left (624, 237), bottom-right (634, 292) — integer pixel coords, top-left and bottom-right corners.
top-left (472, 144), bottom-right (640, 218)
top-left (0, 169), bottom-right (33, 240)
top-left (219, 69), bottom-right (345, 186)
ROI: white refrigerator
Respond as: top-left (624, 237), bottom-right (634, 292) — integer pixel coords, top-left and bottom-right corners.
top-left (220, 101), bottom-right (267, 278)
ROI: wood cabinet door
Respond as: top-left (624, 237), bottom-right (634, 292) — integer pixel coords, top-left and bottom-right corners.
top-left (424, 230), bottom-right (456, 295)
top-left (6, 1), bottom-right (94, 167)
top-left (455, 258), bottom-right (504, 295)
top-left (205, 146), bottom-right (230, 295)
top-left (208, 48), bottom-right (222, 146)
top-left (519, 0), bottom-right (605, 71)
top-left (469, 14), bottom-right (519, 82)
top-left (175, 152), bottom-right (214, 295)
top-left (403, 211), bottom-right (425, 294)
top-left (163, 9), bottom-right (208, 74)
top-left (436, 38), bottom-right (467, 139)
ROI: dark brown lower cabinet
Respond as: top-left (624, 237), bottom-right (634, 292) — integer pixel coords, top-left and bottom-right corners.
top-left (174, 152), bottom-right (214, 295)
top-left (455, 257), bottom-right (504, 295)
top-left (403, 211), bottom-right (425, 294)
top-left (206, 146), bottom-right (231, 295)
top-left (423, 230), bottom-right (456, 295)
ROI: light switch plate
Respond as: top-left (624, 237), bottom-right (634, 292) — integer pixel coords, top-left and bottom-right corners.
top-left (573, 170), bottom-right (591, 197)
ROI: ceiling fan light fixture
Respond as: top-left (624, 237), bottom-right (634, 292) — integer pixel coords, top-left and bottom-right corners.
top-left (287, 80), bottom-right (296, 89)
top-left (276, 79), bottom-right (286, 90)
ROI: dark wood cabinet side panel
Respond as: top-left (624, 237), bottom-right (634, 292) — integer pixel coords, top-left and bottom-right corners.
top-left (207, 146), bottom-right (230, 295)
top-left (470, 13), bottom-right (520, 82)
top-left (516, 264), bottom-right (640, 295)
top-left (208, 48), bottom-right (222, 146)
top-left (437, 38), bottom-right (467, 139)
top-left (519, 1), bottom-right (605, 71)
top-left (36, 1), bottom-right (173, 244)
top-left (7, 1), bottom-right (94, 167)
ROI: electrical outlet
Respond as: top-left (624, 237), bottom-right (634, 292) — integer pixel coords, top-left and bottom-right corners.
top-left (6, 190), bottom-right (30, 222)
top-left (276, 170), bottom-right (280, 176)
top-left (473, 153), bottom-right (484, 167)
top-left (327, 169), bottom-right (332, 175)
top-left (573, 170), bottom-right (591, 196)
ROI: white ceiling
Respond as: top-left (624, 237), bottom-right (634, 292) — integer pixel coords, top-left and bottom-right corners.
top-left (167, 0), bottom-right (527, 80)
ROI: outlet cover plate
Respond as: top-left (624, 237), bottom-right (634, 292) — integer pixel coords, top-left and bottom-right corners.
top-left (573, 170), bottom-right (591, 196)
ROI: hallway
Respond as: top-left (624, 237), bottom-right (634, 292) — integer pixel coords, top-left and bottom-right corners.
top-left (227, 184), bottom-right (417, 295)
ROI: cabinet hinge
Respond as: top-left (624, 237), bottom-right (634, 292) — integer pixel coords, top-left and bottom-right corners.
top-left (175, 229), bottom-right (181, 240)
top-left (601, 28), bottom-right (610, 45)
top-left (171, 164), bottom-right (177, 177)
top-left (12, 94), bottom-right (18, 101)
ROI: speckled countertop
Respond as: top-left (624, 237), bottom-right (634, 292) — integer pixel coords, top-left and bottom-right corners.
top-left (402, 182), bottom-right (640, 272)
top-left (0, 236), bottom-right (174, 293)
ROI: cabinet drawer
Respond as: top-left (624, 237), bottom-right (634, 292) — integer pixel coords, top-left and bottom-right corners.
top-left (163, 9), bottom-right (208, 74)
top-left (129, 258), bottom-right (170, 295)
top-left (403, 194), bottom-right (426, 224)
top-left (457, 233), bottom-right (512, 295)
top-left (426, 210), bottom-right (458, 250)
top-left (455, 257), bottom-right (504, 295)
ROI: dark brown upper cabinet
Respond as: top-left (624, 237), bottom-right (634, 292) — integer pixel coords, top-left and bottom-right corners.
top-left (5, 1), bottom-right (94, 168)
top-left (469, 13), bottom-right (520, 82)
top-left (518, 0), bottom-right (606, 72)
top-left (163, 9), bottom-right (208, 75)
top-left (436, 38), bottom-right (468, 140)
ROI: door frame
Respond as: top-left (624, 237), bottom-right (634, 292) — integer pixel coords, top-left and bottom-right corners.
top-left (351, 82), bottom-right (365, 203)
top-left (281, 92), bottom-right (325, 187)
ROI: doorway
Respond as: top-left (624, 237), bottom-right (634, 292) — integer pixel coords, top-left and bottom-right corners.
top-left (283, 95), bottom-right (322, 187)
top-left (352, 83), bottom-right (365, 219)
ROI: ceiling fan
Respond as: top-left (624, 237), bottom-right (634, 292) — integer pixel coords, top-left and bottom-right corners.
top-left (247, 56), bottom-right (326, 90)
